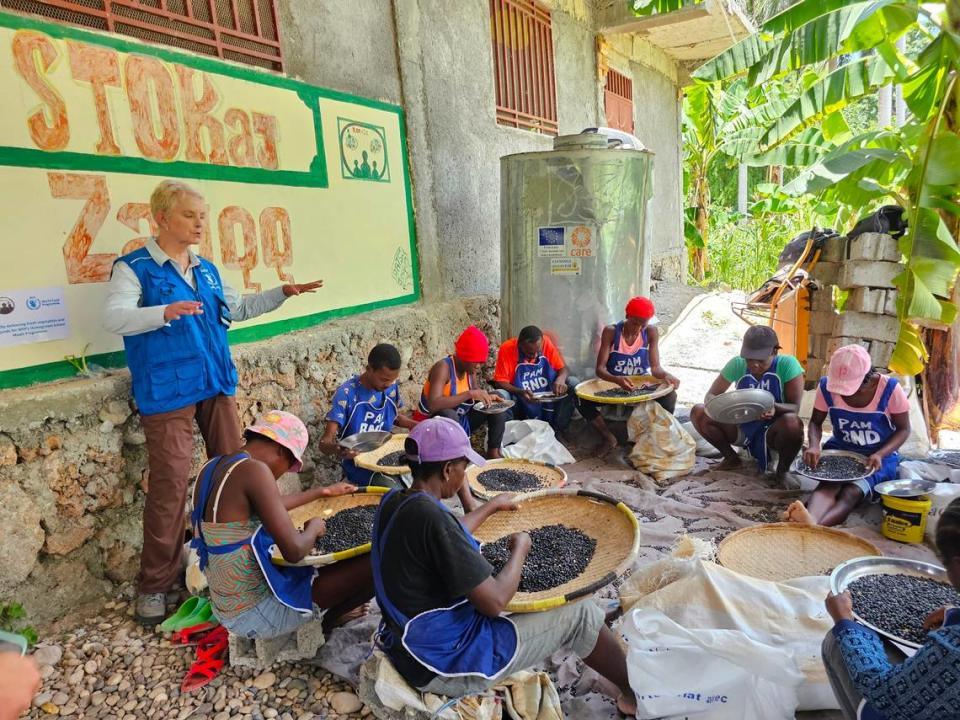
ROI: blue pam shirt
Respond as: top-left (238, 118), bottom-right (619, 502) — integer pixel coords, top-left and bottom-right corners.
top-left (326, 375), bottom-right (402, 486)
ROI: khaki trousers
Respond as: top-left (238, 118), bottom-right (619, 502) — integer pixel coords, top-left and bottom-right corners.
top-left (138, 394), bottom-right (242, 593)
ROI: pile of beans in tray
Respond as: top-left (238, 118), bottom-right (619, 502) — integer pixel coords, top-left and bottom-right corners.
top-left (848, 573), bottom-right (960, 644)
top-left (313, 505), bottom-right (377, 555)
top-left (481, 524), bottom-right (597, 593)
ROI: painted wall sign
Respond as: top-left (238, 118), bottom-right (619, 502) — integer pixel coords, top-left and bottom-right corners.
top-left (0, 11), bottom-right (419, 388)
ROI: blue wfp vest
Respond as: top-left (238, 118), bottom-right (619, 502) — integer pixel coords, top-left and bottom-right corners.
top-left (372, 490), bottom-right (518, 680)
top-left (513, 348), bottom-right (558, 422)
top-left (736, 356), bottom-right (784, 472)
top-left (606, 322), bottom-right (650, 376)
top-left (117, 247), bottom-right (237, 416)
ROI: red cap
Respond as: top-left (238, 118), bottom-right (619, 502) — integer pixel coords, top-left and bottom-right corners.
top-left (454, 325), bottom-right (489, 363)
top-left (625, 296), bottom-right (655, 319)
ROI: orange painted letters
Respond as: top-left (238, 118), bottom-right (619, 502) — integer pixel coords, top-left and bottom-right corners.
top-left (125, 55), bottom-right (180, 161)
top-left (176, 65), bottom-right (227, 165)
top-left (219, 206), bottom-right (261, 292)
top-left (12, 30), bottom-right (69, 151)
top-left (259, 207), bottom-right (294, 283)
top-left (67, 42), bottom-right (122, 156)
top-left (50, 172), bottom-right (114, 284)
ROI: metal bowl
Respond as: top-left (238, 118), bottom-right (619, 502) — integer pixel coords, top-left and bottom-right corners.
top-left (473, 399), bottom-right (515, 415)
top-left (531, 391), bottom-right (566, 403)
top-left (338, 430), bottom-right (392, 453)
top-left (874, 478), bottom-right (937, 498)
top-left (791, 449), bottom-right (872, 483)
top-left (704, 388), bottom-right (775, 425)
top-left (830, 556), bottom-right (950, 649)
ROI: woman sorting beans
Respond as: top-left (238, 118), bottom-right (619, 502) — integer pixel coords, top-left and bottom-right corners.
top-left (370, 417), bottom-right (637, 715)
top-left (189, 411), bottom-right (373, 642)
top-left (821, 497), bottom-right (960, 719)
top-left (578, 296), bottom-right (680, 453)
top-left (785, 344), bottom-right (910, 526)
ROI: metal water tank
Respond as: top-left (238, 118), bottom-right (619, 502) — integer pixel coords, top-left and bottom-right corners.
top-left (500, 133), bottom-right (655, 379)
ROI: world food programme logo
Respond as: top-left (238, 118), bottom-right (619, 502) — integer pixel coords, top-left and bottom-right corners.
top-left (26, 296), bottom-right (41, 310)
top-left (0, 297), bottom-right (14, 314)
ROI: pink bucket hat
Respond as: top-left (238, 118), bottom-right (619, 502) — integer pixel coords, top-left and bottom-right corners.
top-left (246, 410), bottom-right (308, 472)
top-left (826, 344), bottom-right (872, 396)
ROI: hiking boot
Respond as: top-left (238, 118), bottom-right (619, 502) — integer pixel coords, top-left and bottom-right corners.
top-left (135, 592), bottom-right (166, 626)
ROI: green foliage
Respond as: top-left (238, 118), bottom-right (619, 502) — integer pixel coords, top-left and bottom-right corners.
top-left (0, 603), bottom-right (38, 647)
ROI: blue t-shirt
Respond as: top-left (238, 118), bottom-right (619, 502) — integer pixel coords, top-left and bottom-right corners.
top-left (326, 376), bottom-right (403, 486)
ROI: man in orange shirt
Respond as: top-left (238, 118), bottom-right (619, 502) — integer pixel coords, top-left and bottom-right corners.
top-left (492, 325), bottom-right (576, 432)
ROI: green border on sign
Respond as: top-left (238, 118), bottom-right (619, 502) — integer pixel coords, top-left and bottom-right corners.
top-left (338, 118), bottom-right (390, 183)
top-left (0, 11), bottom-right (336, 187)
top-left (0, 10), bottom-right (422, 390)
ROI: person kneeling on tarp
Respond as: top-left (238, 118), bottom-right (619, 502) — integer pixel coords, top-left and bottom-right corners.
top-left (190, 411), bottom-right (372, 640)
top-left (318, 343), bottom-right (419, 489)
top-left (492, 325), bottom-right (576, 434)
top-left (785, 344), bottom-right (909, 527)
top-left (821, 497), bottom-right (960, 719)
top-left (370, 417), bottom-right (637, 716)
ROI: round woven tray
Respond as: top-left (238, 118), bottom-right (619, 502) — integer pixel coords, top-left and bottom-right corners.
top-left (354, 434), bottom-right (410, 475)
top-left (717, 523), bottom-right (881, 582)
top-left (472, 489), bottom-right (640, 613)
top-left (272, 486), bottom-right (388, 567)
top-left (466, 459), bottom-right (567, 499)
top-left (574, 375), bottom-right (673, 405)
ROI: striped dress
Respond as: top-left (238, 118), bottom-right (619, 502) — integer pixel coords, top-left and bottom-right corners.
top-left (201, 518), bottom-right (270, 619)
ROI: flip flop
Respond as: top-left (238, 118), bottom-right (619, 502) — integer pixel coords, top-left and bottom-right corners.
top-left (180, 631), bottom-right (228, 693)
top-left (160, 596), bottom-right (208, 632)
top-left (166, 598), bottom-right (215, 633)
top-left (171, 621), bottom-right (222, 646)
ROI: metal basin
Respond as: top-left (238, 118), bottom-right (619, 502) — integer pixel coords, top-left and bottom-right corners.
top-left (704, 388), bottom-right (775, 424)
top-left (338, 430), bottom-right (392, 453)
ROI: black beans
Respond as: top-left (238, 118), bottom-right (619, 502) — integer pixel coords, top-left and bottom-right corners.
top-left (480, 524), bottom-right (597, 593)
top-left (376, 451), bottom-right (407, 467)
top-left (594, 385), bottom-right (658, 398)
top-left (313, 505), bottom-right (377, 555)
top-left (848, 573), bottom-right (960, 644)
top-left (479, 402), bottom-right (511, 412)
top-left (796, 455), bottom-right (867, 480)
top-left (477, 468), bottom-right (545, 492)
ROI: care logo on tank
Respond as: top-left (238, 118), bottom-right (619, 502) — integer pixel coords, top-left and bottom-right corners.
top-left (569, 225), bottom-right (593, 257)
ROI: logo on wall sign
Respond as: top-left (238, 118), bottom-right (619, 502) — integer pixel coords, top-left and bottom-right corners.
top-left (0, 297), bottom-right (13, 314)
top-left (339, 119), bottom-right (390, 183)
top-left (569, 226), bottom-right (593, 257)
top-left (26, 296), bottom-right (41, 310)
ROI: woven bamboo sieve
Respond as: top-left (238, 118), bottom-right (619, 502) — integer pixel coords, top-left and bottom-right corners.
top-left (472, 489), bottom-right (640, 612)
top-left (274, 487), bottom-right (388, 567)
top-left (574, 375), bottom-right (673, 405)
top-left (354, 434), bottom-right (410, 475)
top-left (717, 523), bottom-right (881, 582)
top-left (466, 459), bottom-right (567, 498)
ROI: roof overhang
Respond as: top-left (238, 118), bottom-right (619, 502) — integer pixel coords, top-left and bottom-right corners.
top-left (597, 0), bottom-right (754, 65)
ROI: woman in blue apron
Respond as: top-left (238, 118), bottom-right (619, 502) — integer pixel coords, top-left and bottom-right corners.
top-left (785, 345), bottom-right (911, 527)
top-left (579, 297), bottom-right (679, 452)
top-left (371, 417), bottom-right (637, 714)
top-left (318, 344), bottom-right (418, 488)
top-left (821, 498), bottom-right (960, 720)
top-left (691, 325), bottom-right (805, 484)
top-left (491, 326), bottom-right (576, 432)
top-left (190, 410), bottom-right (373, 639)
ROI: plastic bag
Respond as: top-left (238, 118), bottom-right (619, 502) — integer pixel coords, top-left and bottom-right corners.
top-left (623, 608), bottom-right (803, 720)
top-left (501, 420), bottom-right (574, 466)
top-left (620, 551), bottom-right (838, 711)
top-left (627, 402), bottom-right (696, 480)
top-left (684, 420), bottom-right (722, 458)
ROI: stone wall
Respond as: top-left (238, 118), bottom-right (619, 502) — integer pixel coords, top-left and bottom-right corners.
top-left (0, 297), bottom-right (499, 623)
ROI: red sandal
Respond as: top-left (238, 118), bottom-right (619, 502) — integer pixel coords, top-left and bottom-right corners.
top-left (180, 630), bottom-right (229, 693)
top-left (172, 622), bottom-right (223, 646)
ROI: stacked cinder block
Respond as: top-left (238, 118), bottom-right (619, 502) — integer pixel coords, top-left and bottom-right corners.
top-left (807, 232), bottom-right (902, 385)
top-left (227, 617), bottom-right (325, 670)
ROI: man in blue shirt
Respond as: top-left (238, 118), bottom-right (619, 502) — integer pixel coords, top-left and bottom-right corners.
top-left (821, 496), bottom-right (960, 719)
top-left (318, 344), bottom-right (418, 487)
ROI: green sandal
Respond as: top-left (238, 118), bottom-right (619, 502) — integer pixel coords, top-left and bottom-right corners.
top-left (160, 596), bottom-right (210, 632)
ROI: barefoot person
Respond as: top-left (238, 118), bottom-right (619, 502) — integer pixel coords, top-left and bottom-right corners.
top-left (492, 325), bottom-right (576, 433)
top-left (820, 496), bottom-right (960, 719)
top-left (318, 344), bottom-right (418, 488)
top-left (370, 417), bottom-right (637, 715)
top-left (102, 180), bottom-right (323, 626)
top-left (190, 411), bottom-right (372, 642)
top-left (414, 326), bottom-right (503, 511)
top-left (577, 296), bottom-right (680, 452)
top-left (785, 344), bottom-right (910, 527)
top-left (691, 325), bottom-right (804, 484)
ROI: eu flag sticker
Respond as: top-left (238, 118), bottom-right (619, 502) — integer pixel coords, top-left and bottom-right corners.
top-left (537, 227), bottom-right (566, 257)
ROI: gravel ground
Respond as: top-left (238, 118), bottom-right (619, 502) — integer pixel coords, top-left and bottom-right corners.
top-left (24, 589), bottom-right (368, 720)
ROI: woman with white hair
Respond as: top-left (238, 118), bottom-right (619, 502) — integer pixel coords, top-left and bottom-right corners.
top-left (102, 179), bottom-right (322, 626)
